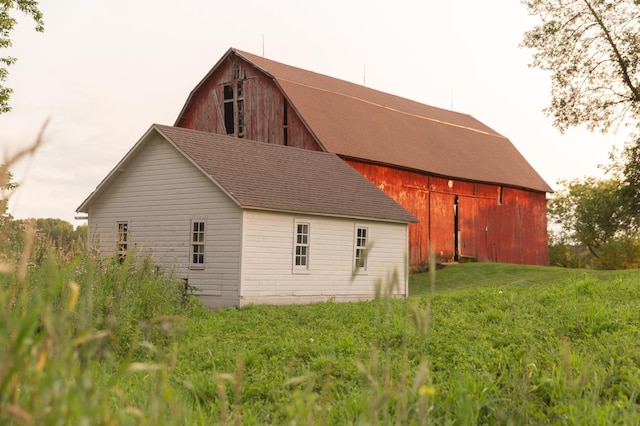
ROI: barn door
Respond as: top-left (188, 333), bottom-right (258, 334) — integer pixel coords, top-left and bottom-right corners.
top-left (429, 192), bottom-right (456, 262)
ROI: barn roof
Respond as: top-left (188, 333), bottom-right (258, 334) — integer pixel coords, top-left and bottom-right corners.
top-left (77, 124), bottom-right (418, 224)
top-left (176, 48), bottom-right (552, 193)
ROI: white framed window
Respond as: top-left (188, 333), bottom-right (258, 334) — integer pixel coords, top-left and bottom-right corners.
top-left (354, 226), bottom-right (368, 271)
top-left (117, 221), bottom-right (128, 263)
top-left (293, 221), bottom-right (310, 271)
top-left (190, 220), bottom-right (206, 269)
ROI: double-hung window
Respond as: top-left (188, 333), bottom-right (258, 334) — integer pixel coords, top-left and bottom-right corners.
top-left (190, 220), bottom-right (206, 269)
top-left (354, 226), bottom-right (368, 271)
top-left (294, 221), bottom-right (310, 271)
top-left (117, 221), bottom-right (128, 263)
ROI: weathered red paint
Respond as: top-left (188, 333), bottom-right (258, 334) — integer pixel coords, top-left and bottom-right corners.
top-left (176, 51), bottom-right (549, 267)
top-left (178, 56), bottom-right (322, 151)
top-left (346, 161), bottom-right (548, 267)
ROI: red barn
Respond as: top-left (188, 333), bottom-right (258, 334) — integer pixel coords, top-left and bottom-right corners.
top-left (175, 48), bottom-right (552, 268)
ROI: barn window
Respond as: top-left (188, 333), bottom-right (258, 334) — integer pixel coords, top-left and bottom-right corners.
top-left (190, 220), bottom-right (206, 269)
top-left (222, 81), bottom-right (245, 138)
top-left (117, 221), bottom-right (128, 263)
top-left (354, 226), bottom-right (368, 271)
top-left (223, 85), bottom-right (234, 135)
top-left (293, 221), bottom-right (310, 271)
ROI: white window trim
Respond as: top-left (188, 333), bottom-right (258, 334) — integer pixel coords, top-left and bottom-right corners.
top-left (354, 224), bottom-right (369, 274)
top-left (293, 219), bottom-right (311, 273)
top-left (190, 219), bottom-right (206, 270)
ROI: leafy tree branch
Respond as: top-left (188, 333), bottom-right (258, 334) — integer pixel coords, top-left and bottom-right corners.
top-left (521, 0), bottom-right (640, 133)
top-left (0, 0), bottom-right (44, 114)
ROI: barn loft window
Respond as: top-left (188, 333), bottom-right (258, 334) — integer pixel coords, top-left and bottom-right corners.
top-left (294, 221), bottom-right (310, 271)
top-left (117, 221), bottom-right (128, 263)
top-left (354, 226), bottom-right (368, 271)
top-left (190, 220), bottom-right (206, 269)
top-left (223, 85), bottom-right (234, 135)
top-left (222, 80), bottom-right (245, 138)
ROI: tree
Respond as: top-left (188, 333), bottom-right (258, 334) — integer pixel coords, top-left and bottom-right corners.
top-left (0, 163), bottom-right (18, 216)
top-left (548, 177), bottom-right (627, 257)
top-left (619, 131), bottom-right (640, 223)
top-left (547, 175), bottom-right (640, 269)
top-left (1, 0), bottom-right (44, 114)
top-left (521, 0), bottom-right (640, 133)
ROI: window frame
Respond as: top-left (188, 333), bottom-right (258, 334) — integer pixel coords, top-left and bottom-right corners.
top-left (293, 220), bottom-right (310, 273)
top-left (190, 220), bottom-right (206, 270)
top-left (116, 221), bottom-right (129, 263)
top-left (222, 81), bottom-right (245, 138)
top-left (354, 225), bottom-right (369, 273)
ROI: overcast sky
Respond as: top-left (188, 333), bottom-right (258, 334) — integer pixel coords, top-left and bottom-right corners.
top-left (0, 0), bottom-right (629, 226)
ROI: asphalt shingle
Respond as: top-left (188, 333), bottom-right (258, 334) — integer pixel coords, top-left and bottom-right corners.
top-left (155, 124), bottom-right (418, 223)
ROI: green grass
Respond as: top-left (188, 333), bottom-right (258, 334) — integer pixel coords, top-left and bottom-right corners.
top-left (410, 261), bottom-right (640, 294)
top-left (4, 243), bottom-right (640, 424)
top-left (168, 263), bottom-right (640, 424)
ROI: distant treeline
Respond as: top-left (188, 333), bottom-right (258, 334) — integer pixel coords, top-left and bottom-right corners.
top-left (1, 217), bottom-right (87, 262)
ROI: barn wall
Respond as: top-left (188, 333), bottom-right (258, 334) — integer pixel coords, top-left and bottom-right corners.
top-left (178, 54), bottom-right (322, 151)
top-left (345, 160), bottom-right (548, 267)
top-left (239, 210), bottom-right (409, 305)
top-left (86, 135), bottom-right (243, 309)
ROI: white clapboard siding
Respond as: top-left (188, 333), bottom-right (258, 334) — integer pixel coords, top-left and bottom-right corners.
top-left (239, 210), bottom-right (408, 305)
top-left (87, 135), bottom-right (243, 308)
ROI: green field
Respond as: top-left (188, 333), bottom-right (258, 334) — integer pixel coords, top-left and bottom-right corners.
top-left (3, 255), bottom-right (640, 424)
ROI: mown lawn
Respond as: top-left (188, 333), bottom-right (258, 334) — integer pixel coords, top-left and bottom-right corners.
top-left (170, 263), bottom-right (640, 424)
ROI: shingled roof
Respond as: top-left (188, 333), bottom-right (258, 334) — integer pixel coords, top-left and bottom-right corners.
top-left (78, 124), bottom-right (418, 224)
top-left (176, 48), bottom-right (552, 193)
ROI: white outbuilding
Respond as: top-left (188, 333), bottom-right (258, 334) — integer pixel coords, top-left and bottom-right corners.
top-left (77, 124), bottom-right (418, 308)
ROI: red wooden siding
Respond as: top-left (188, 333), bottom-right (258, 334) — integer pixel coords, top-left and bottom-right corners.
top-left (178, 56), bottom-right (322, 151)
top-left (346, 161), bottom-right (548, 267)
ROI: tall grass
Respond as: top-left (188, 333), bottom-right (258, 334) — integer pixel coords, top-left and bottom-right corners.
top-left (0, 223), bottom-right (201, 424)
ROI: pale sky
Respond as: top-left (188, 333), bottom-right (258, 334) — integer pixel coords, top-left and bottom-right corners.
top-left (0, 0), bottom-right (628, 226)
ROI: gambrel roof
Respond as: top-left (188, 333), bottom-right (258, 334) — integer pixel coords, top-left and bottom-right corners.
top-left (176, 48), bottom-right (552, 193)
top-left (77, 124), bottom-right (418, 224)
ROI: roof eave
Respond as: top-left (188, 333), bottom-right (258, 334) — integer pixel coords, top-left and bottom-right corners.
top-left (174, 47), bottom-right (237, 127)
top-left (340, 155), bottom-right (553, 194)
top-left (76, 124), bottom-right (160, 213)
top-left (76, 124), bottom-right (246, 214)
top-left (242, 205), bottom-right (418, 224)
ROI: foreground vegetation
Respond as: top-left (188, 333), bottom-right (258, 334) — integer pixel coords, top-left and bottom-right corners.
top-left (2, 236), bottom-right (640, 424)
